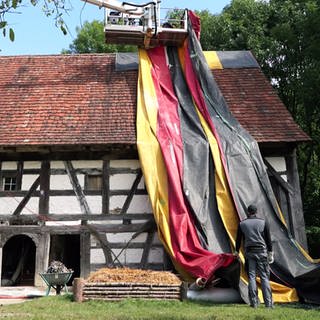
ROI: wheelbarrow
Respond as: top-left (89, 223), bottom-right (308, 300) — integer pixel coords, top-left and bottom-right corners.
top-left (39, 272), bottom-right (73, 296)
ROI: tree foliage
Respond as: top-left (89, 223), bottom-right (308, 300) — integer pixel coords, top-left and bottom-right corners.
top-left (62, 20), bottom-right (136, 54)
top-left (0, 0), bottom-right (70, 42)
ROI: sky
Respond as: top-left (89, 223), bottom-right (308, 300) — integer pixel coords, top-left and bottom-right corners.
top-left (0, 1), bottom-right (231, 56)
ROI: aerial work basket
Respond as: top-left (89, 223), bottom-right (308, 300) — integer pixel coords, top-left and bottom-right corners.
top-left (82, 0), bottom-right (188, 48)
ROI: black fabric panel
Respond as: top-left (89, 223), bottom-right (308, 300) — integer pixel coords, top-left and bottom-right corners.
top-left (186, 18), bottom-right (320, 304)
top-left (166, 46), bottom-right (231, 255)
top-left (216, 51), bottom-right (260, 69)
top-left (115, 52), bottom-right (139, 71)
top-left (115, 51), bottom-right (259, 71)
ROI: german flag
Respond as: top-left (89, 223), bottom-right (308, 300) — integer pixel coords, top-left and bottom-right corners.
top-left (137, 10), bottom-right (320, 304)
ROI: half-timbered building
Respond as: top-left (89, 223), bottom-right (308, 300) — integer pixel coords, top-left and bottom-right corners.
top-left (0, 52), bottom-right (310, 287)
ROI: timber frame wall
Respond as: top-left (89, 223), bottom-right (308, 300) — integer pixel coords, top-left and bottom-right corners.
top-left (262, 145), bottom-right (307, 249)
top-left (0, 154), bottom-right (166, 286)
top-left (0, 143), bottom-right (307, 286)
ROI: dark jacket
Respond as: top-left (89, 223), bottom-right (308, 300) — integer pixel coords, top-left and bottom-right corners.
top-left (235, 215), bottom-right (272, 253)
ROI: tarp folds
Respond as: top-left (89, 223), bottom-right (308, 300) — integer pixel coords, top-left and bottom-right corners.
top-left (137, 10), bottom-right (320, 304)
top-left (186, 11), bottom-right (320, 304)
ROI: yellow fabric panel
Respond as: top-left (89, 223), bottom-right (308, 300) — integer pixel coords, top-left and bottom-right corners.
top-left (275, 203), bottom-right (320, 263)
top-left (203, 51), bottom-right (223, 69)
top-left (194, 107), bottom-right (238, 244)
top-left (195, 107), bottom-right (298, 302)
top-left (137, 49), bottom-right (174, 257)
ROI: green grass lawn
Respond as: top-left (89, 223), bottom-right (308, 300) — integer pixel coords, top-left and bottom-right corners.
top-left (0, 295), bottom-right (319, 320)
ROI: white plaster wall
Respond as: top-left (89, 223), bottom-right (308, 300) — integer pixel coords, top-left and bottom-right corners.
top-left (109, 196), bottom-right (125, 213)
top-left (113, 248), bottom-right (144, 264)
top-left (51, 161), bottom-right (65, 169)
top-left (152, 235), bottom-right (162, 245)
top-left (0, 197), bottom-right (39, 215)
top-left (107, 232), bottom-right (148, 243)
top-left (265, 157), bottom-right (286, 172)
top-left (51, 160), bottom-right (102, 169)
top-left (50, 174), bottom-right (85, 190)
top-left (110, 173), bottom-right (145, 190)
top-left (49, 196), bottom-right (102, 214)
top-left (86, 196), bottom-right (102, 213)
top-left (90, 234), bottom-right (164, 264)
top-left (1, 162), bottom-right (17, 170)
top-left (23, 161), bottom-right (41, 169)
top-left (50, 175), bottom-right (72, 190)
top-left (265, 156), bottom-right (287, 181)
top-left (127, 195), bottom-right (152, 213)
top-left (72, 160), bottom-right (103, 169)
top-left (103, 231), bottom-right (162, 246)
top-left (148, 248), bottom-right (164, 263)
top-left (49, 196), bottom-right (82, 214)
top-left (110, 160), bottom-right (140, 169)
top-left (21, 175), bottom-right (40, 190)
top-left (110, 195), bottom-right (152, 213)
top-left (91, 248), bottom-right (105, 264)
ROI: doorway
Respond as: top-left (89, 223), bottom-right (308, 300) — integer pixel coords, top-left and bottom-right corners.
top-left (49, 235), bottom-right (80, 285)
top-left (1, 235), bottom-right (36, 286)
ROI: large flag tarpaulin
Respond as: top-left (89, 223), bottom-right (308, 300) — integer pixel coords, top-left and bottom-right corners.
top-left (137, 10), bottom-right (320, 304)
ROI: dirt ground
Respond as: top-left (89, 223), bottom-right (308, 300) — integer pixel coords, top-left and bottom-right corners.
top-left (0, 286), bottom-right (52, 305)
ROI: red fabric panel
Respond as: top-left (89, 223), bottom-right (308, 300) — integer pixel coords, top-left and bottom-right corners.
top-left (147, 47), bottom-right (234, 281)
top-left (188, 11), bottom-right (201, 39)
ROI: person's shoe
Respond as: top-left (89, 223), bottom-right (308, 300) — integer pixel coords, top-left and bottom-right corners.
top-left (266, 304), bottom-right (274, 309)
top-left (250, 304), bottom-right (258, 308)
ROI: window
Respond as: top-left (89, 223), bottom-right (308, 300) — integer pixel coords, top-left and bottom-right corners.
top-left (85, 175), bottom-right (102, 191)
top-left (0, 161), bottom-right (23, 191)
top-left (3, 176), bottom-right (17, 191)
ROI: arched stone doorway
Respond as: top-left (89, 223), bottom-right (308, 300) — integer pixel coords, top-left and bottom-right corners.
top-left (1, 234), bottom-right (36, 286)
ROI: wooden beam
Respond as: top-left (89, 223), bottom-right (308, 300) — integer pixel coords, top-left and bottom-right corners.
top-left (1, 213), bottom-right (153, 222)
top-left (0, 189), bottom-right (148, 198)
top-left (121, 170), bottom-right (143, 224)
top-left (16, 161), bottom-right (23, 190)
top-left (0, 225), bottom-right (81, 234)
top-left (94, 242), bottom-right (163, 249)
top-left (102, 160), bottom-right (110, 214)
top-left (0, 161), bottom-right (2, 190)
top-left (141, 231), bottom-right (155, 269)
top-left (80, 232), bottom-right (91, 279)
top-left (85, 224), bottom-right (118, 266)
top-left (0, 220), bottom-right (159, 236)
top-left (264, 158), bottom-right (293, 194)
top-left (121, 170), bottom-right (143, 214)
top-left (88, 222), bottom-right (155, 233)
top-left (12, 176), bottom-right (40, 216)
top-left (39, 160), bottom-right (50, 216)
top-left (64, 161), bottom-right (92, 215)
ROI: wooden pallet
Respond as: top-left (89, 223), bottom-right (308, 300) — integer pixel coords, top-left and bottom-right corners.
top-left (73, 278), bottom-right (186, 302)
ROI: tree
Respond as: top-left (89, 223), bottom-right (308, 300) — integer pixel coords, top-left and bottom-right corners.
top-left (62, 20), bottom-right (136, 54)
top-left (0, 0), bottom-right (70, 42)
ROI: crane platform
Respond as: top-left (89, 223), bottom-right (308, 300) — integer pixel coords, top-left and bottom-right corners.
top-left (81, 0), bottom-right (188, 48)
top-left (104, 25), bottom-right (188, 47)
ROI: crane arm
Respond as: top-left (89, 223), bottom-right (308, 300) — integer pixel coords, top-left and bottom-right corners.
top-left (81, 0), bottom-right (157, 16)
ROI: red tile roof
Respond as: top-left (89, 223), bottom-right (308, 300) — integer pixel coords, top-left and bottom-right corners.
top-left (0, 53), bottom-right (309, 148)
top-left (212, 68), bottom-right (310, 143)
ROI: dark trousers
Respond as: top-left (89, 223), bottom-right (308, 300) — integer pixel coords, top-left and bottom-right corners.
top-left (246, 251), bottom-right (273, 307)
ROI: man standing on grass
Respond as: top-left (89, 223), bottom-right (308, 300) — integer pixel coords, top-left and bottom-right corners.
top-left (235, 204), bottom-right (274, 308)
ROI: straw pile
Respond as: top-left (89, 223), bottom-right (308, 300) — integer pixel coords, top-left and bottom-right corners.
top-left (87, 267), bottom-right (182, 285)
